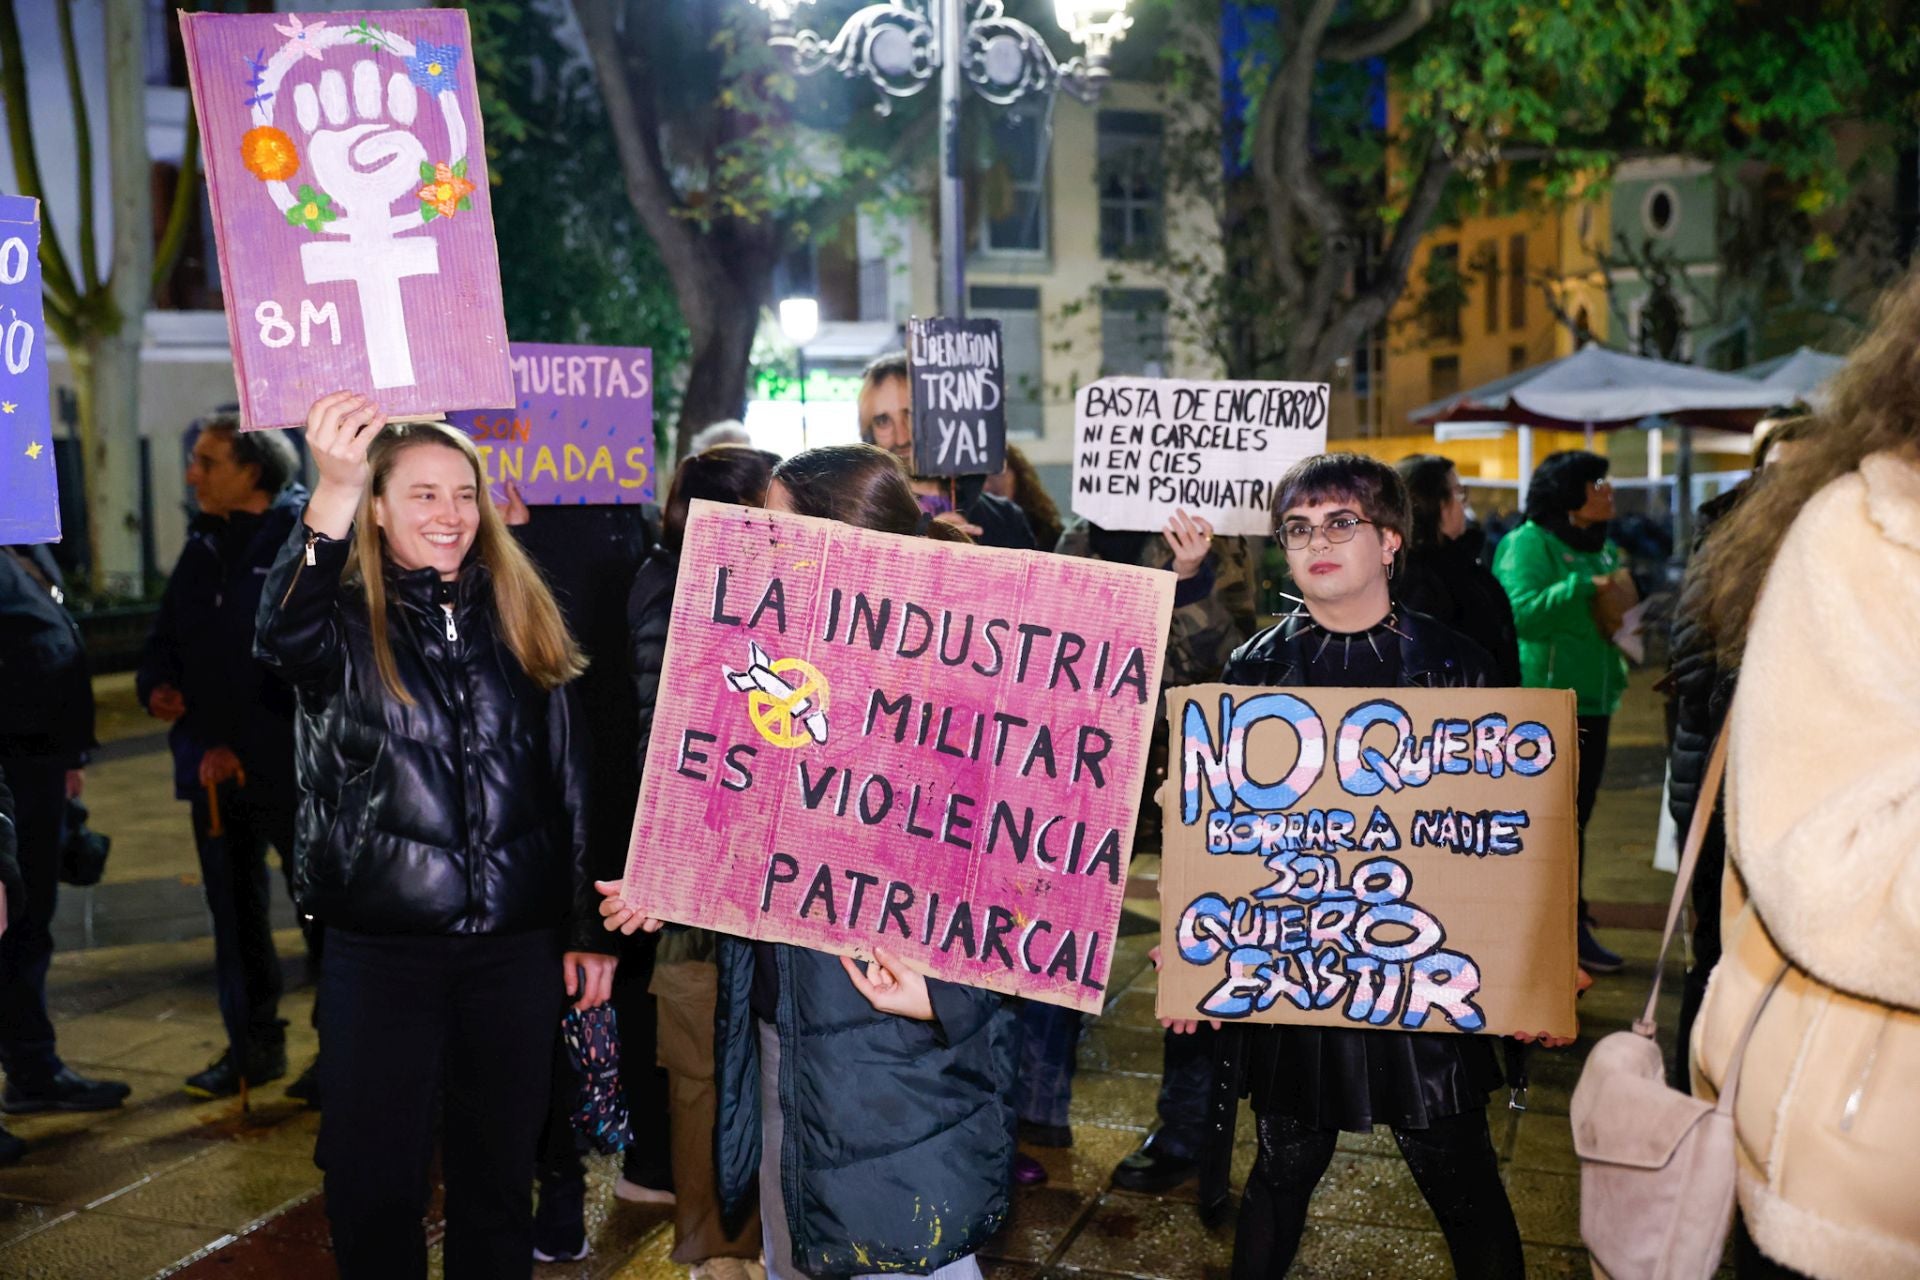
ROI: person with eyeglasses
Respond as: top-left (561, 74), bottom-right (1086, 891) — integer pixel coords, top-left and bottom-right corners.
top-left (1173, 452), bottom-right (1569, 1277)
top-left (1492, 450), bottom-right (1635, 975)
top-left (1394, 454), bottom-right (1521, 684)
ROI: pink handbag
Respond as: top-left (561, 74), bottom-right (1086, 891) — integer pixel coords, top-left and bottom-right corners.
top-left (1570, 733), bottom-right (1781, 1280)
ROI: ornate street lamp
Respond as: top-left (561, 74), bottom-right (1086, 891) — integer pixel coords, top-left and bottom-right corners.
top-left (746, 0), bottom-right (1132, 316)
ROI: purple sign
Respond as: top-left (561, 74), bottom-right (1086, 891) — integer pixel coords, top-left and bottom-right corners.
top-left (0, 196), bottom-right (59, 544)
top-left (447, 343), bottom-right (656, 505)
top-left (181, 9), bottom-right (512, 430)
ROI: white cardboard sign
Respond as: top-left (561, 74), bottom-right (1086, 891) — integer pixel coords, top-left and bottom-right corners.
top-left (1071, 376), bottom-right (1329, 536)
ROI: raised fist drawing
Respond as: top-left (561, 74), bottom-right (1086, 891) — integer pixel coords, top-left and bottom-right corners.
top-left (293, 59), bottom-right (439, 390)
top-left (296, 61), bottom-right (426, 233)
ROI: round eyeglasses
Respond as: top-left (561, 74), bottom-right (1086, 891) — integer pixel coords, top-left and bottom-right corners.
top-left (1278, 515), bottom-right (1374, 550)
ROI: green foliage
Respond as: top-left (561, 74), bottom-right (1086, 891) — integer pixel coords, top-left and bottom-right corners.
top-left (460, 0), bottom-right (690, 440)
top-left (1114, 0), bottom-right (1920, 383)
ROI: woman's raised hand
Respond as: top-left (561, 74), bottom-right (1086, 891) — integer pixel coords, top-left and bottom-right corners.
top-left (303, 392), bottom-right (385, 538)
top-left (841, 945), bottom-right (934, 1021)
top-left (1163, 509), bottom-right (1214, 582)
top-left (593, 879), bottom-right (664, 936)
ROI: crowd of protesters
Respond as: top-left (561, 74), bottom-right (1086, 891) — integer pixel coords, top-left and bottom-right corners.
top-left (7, 250), bottom-right (1920, 1280)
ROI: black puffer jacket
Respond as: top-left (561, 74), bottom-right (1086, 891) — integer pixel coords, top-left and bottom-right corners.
top-left (713, 940), bottom-right (1016, 1276)
top-left (1666, 486), bottom-right (1743, 842)
top-left (625, 543), bottom-right (677, 774)
top-left (254, 520), bottom-right (606, 951)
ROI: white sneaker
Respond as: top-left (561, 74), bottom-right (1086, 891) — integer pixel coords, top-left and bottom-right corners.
top-left (689, 1258), bottom-right (766, 1280)
top-left (613, 1175), bottom-right (676, 1204)
top-left (532, 1241), bottom-right (590, 1262)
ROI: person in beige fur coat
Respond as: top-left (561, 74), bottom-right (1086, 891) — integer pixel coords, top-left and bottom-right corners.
top-left (1687, 272), bottom-right (1920, 1280)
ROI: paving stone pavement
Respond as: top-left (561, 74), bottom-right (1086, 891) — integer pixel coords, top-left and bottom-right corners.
top-left (0, 671), bottom-right (1705, 1278)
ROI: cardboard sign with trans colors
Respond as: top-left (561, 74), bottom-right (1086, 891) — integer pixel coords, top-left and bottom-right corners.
top-left (0, 196), bottom-right (58, 544)
top-left (624, 500), bottom-right (1176, 1012)
top-left (181, 8), bottom-right (512, 429)
top-left (1158, 684), bottom-right (1579, 1039)
top-left (447, 343), bottom-right (655, 505)
top-left (1072, 377), bottom-right (1329, 536)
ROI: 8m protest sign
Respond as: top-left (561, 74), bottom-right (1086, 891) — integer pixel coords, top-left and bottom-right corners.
top-left (182, 8), bottom-right (512, 428)
top-left (1073, 377), bottom-right (1329, 536)
top-left (447, 343), bottom-right (654, 504)
top-left (624, 500), bottom-right (1175, 1011)
top-left (1158, 685), bottom-right (1579, 1038)
top-left (909, 317), bottom-right (1005, 476)
top-left (0, 196), bottom-right (58, 544)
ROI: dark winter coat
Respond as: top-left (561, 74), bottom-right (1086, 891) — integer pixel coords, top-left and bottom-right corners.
top-left (942, 475), bottom-right (1035, 551)
top-left (0, 764), bottom-right (21, 930)
top-left (136, 486), bottom-right (307, 799)
top-left (625, 543), bottom-right (676, 775)
top-left (510, 505), bottom-right (655, 880)
top-left (1395, 527), bottom-right (1523, 685)
top-left (1665, 486), bottom-right (1743, 848)
top-left (713, 939), bottom-right (1017, 1276)
top-left (0, 545), bottom-right (95, 764)
top-left (254, 520), bottom-right (607, 952)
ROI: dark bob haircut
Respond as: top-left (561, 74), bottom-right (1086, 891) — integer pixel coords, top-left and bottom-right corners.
top-left (1270, 453), bottom-right (1411, 563)
top-left (661, 445), bottom-right (779, 552)
top-left (1523, 450), bottom-right (1609, 525)
top-left (1396, 453), bottom-right (1458, 553)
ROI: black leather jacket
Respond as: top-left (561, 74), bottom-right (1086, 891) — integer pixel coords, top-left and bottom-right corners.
top-left (254, 520), bottom-right (606, 951)
top-left (1222, 605), bottom-right (1498, 689)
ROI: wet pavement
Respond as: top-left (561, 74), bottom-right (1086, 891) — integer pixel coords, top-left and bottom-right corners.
top-left (0, 671), bottom-right (1692, 1277)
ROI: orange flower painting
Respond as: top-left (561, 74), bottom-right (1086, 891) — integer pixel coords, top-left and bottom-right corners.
top-left (416, 161), bottom-right (475, 221)
top-left (241, 126), bottom-right (300, 182)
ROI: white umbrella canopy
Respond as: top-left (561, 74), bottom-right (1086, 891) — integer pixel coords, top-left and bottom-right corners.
top-left (1736, 345), bottom-right (1846, 412)
top-left (1412, 344), bottom-right (1788, 428)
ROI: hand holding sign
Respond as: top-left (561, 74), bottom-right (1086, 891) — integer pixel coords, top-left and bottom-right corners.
top-left (593, 879), bottom-right (664, 936)
top-left (1163, 509), bottom-right (1213, 581)
top-left (304, 390), bottom-right (386, 537)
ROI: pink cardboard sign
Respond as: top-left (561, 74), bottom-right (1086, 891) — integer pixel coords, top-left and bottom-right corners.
top-left (624, 500), bottom-right (1177, 1011)
top-left (446, 343), bottom-right (656, 505)
top-left (181, 9), bottom-right (512, 429)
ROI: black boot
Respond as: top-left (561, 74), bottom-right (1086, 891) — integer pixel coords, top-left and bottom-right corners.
top-left (283, 1057), bottom-right (321, 1109)
top-left (2, 1067), bottom-right (131, 1114)
top-left (0, 1123), bottom-right (24, 1165)
top-left (185, 1038), bottom-right (288, 1099)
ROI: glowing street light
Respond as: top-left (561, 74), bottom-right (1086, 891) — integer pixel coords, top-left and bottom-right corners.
top-left (745, 0), bottom-right (1132, 316)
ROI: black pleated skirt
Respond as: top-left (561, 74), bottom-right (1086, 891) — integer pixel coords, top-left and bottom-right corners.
top-left (1240, 1023), bottom-right (1504, 1132)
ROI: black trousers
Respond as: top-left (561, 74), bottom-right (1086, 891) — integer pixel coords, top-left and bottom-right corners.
top-left (1575, 715), bottom-right (1611, 919)
top-left (190, 784), bottom-right (298, 1055)
top-left (1232, 1109), bottom-right (1523, 1280)
top-left (1153, 1022), bottom-right (1215, 1160)
top-left (0, 756), bottom-right (67, 1085)
top-left (317, 929), bottom-right (564, 1280)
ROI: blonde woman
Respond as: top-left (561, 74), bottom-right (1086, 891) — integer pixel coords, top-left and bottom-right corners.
top-left (256, 392), bottom-right (616, 1280)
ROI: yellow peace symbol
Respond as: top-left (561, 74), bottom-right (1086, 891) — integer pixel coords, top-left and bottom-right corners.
top-left (746, 656), bottom-right (830, 750)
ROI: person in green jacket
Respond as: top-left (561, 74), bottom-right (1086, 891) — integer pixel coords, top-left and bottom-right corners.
top-left (1492, 451), bottom-right (1638, 974)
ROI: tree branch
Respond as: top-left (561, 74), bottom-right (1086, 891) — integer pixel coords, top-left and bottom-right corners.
top-left (0, 0), bottom-right (82, 311)
top-left (1322, 0), bottom-right (1435, 63)
top-left (571, 0), bottom-right (716, 334)
top-left (56, 0), bottom-right (98, 293)
top-left (151, 96), bottom-right (199, 299)
top-left (1307, 136), bottom-right (1456, 374)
